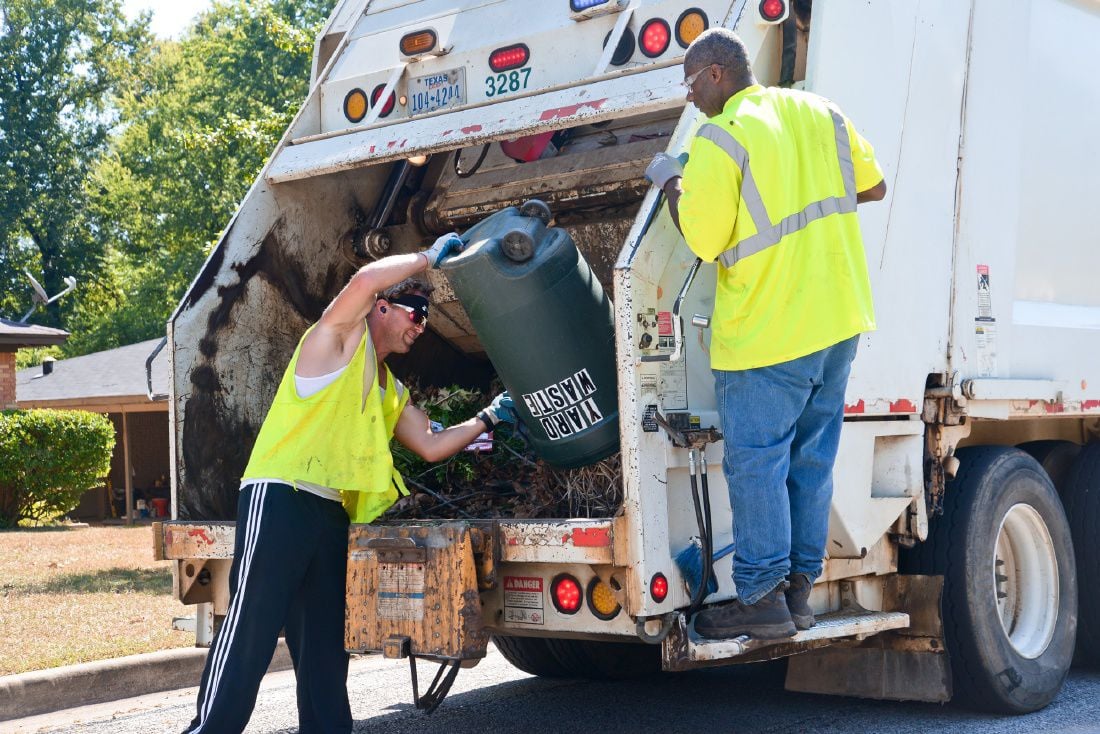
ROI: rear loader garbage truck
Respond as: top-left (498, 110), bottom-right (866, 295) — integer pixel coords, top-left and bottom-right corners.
top-left (153, 0), bottom-right (1100, 714)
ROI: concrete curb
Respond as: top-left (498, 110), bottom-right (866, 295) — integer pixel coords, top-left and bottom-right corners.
top-left (0, 640), bottom-right (292, 722)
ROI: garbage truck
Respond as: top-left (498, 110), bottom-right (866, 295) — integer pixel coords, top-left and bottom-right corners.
top-left (152, 0), bottom-right (1100, 714)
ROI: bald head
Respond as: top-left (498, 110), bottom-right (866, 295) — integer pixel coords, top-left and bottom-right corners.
top-left (684, 28), bottom-right (756, 89)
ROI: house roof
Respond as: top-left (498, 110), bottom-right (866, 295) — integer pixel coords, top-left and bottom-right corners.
top-left (16, 337), bottom-right (169, 410)
top-left (0, 317), bottom-right (69, 349)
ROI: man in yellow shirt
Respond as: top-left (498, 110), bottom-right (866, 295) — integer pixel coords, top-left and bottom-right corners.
top-left (647, 28), bottom-right (886, 640)
top-left (183, 235), bottom-right (513, 734)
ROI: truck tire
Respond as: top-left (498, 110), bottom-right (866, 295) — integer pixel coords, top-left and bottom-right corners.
top-left (569, 640), bottom-right (662, 679)
top-left (1019, 440), bottom-right (1080, 499)
top-left (904, 446), bottom-right (1076, 713)
top-left (491, 635), bottom-right (572, 678)
top-left (494, 636), bottom-right (661, 679)
top-left (544, 637), bottom-right (661, 679)
top-left (1063, 442), bottom-right (1100, 666)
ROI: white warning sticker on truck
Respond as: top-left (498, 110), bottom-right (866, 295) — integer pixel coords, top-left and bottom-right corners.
top-left (377, 563), bottom-right (425, 621)
top-left (504, 575), bottom-right (544, 625)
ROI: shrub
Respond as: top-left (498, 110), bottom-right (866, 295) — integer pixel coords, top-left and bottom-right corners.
top-left (0, 410), bottom-right (115, 528)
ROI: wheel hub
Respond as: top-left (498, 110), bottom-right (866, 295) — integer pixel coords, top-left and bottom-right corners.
top-left (994, 503), bottom-right (1059, 659)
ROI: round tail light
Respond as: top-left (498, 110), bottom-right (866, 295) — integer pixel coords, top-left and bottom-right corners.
top-left (551, 574), bottom-right (582, 614)
top-left (759, 0), bottom-right (787, 22)
top-left (639, 18), bottom-right (671, 58)
top-left (371, 84), bottom-right (395, 118)
top-left (650, 572), bottom-right (669, 602)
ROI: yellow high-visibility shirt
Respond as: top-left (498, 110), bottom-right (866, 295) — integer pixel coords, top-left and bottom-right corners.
top-left (242, 324), bottom-right (410, 523)
top-left (679, 85), bottom-right (882, 371)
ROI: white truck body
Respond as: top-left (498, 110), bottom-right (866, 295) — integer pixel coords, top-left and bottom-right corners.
top-left (157, 0), bottom-right (1100, 711)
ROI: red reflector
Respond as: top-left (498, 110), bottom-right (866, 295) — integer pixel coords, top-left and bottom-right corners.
top-left (551, 574), bottom-right (582, 614)
top-left (639, 18), bottom-right (671, 58)
top-left (650, 572), bottom-right (669, 602)
top-left (759, 0), bottom-right (786, 21)
top-left (371, 84), bottom-right (395, 118)
top-left (489, 43), bottom-right (529, 73)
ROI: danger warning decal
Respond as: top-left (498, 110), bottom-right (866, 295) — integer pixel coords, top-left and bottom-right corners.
top-left (521, 368), bottom-right (603, 441)
top-left (503, 575), bottom-right (544, 625)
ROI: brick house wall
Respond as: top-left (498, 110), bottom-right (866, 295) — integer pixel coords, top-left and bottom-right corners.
top-left (0, 351), bottom-right (16, 409)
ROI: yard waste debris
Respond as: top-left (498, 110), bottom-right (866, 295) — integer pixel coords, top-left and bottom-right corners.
top-left (386, 383), bottom-right (622, 520)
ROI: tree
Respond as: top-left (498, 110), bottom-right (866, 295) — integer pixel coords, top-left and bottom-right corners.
top-left (0, 0), bottom-right (151, 328)
top-left (65, 0), bottom-right (335, 354)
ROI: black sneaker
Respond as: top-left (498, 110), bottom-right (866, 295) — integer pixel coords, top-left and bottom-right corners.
top-left (694, 585), bottom-right (797, 640)
top-left (785, 573), bottom-right (815, 630)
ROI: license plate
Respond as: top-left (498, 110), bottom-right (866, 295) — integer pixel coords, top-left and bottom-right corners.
top-left (408, 68), bottom-right (466, 115)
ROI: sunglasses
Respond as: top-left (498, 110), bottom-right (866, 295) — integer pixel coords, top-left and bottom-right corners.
top-left (390, 301), bottom-right (427, 327)
top-left (682, 63), bottom-right (722, 90)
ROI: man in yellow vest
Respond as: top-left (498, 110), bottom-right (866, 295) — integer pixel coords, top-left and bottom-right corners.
top-left (647, 28), bottom-right (886, 640)
top-left (183, 235), bottom-right (513, 734)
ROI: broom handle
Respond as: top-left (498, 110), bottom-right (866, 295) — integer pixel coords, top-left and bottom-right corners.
top-left (712, 541), bottom-right (735, 562)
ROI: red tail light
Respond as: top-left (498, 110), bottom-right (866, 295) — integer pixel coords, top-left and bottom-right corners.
top-left (489, 44), bottom-right (530, 72)
top-left (639, 18), bottom-right (671, 57)
top-left (371, 84), bottom-right (395, 118)
top-left (650, 572), bottom-right (669, 602)
top-left (759, 0), bottom-right (787, 22)
top-left (551, 574), bottom-right (582, 614)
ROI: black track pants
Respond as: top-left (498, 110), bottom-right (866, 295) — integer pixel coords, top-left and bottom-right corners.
top-left (182, 481), bottom-right (353, 734)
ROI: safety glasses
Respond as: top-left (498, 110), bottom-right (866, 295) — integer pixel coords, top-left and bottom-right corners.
top-left (391, 301), bottom-right (427, 327)
top-left (682, 63), bottom-right (722, 90)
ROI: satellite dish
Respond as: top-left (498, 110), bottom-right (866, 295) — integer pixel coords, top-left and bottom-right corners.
top-left (24, 270), bottom-right (48, 304)
top-left (19, 271), bottom-right (78, 323)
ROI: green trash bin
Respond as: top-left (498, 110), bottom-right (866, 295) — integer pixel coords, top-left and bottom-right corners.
top-left (440, 201), bottom-right (619, 468)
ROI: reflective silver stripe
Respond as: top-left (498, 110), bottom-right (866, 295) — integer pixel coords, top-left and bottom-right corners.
top-left (705, 104), bottom-right (858, 268)
top-left (696, 124), bottom-right (771, 235)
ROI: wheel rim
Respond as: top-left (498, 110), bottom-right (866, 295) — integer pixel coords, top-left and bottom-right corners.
top-left (994, 503), bottom-right (1059, 659)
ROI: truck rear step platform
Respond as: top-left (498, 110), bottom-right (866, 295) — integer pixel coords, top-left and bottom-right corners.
top-left (662, 609), bottom-right (910, 672)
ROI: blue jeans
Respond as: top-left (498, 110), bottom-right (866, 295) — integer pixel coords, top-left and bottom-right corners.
top-left (713, 336), bottom-right (859, 605)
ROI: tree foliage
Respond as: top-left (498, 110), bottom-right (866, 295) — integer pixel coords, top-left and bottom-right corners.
top-left (0, 409), bottom-right (115, 527)
top-left (0, 0), bottom-right (150, 326)
top-left (64, 0), bottom-right (335, 355)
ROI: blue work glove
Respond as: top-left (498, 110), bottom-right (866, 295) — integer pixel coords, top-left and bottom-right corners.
top-left (477, 392), bottom-right (516, 431)
top-left (644, 152), bottom-right (689, 189)
top-left (423, 232), bottom-right (464, 268)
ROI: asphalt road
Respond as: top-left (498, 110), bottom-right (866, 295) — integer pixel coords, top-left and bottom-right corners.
top-left (8, 646), bottom-right (1100, 734)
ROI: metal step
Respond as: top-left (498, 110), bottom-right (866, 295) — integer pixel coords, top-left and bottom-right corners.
top-left (662, 608), bottom-right (910, 672)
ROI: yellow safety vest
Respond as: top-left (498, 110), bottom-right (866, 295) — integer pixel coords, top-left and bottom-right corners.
top-left (242, 324), bottom-right (410, 523)
top-left (679, 85), bottom-right (882, 370)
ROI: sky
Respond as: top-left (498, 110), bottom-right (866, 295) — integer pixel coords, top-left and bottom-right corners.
top-left (122, 0), bottom-right (213, 38)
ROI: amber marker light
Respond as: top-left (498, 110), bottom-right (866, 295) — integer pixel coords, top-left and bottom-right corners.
top-left (587, 577), bottom-right (622, 620)
top-left (343, 88), bottom-right (368, 123)
top-left (676, 8), bottom-right (708, 47)
top-left (400, 29), bottom-right (437, 56)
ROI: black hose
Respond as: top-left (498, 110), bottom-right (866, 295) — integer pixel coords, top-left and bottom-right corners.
top-left (699, 457), bottom-right (715, 606)
top-left (686, 448), bottom-right (716, 620)
top-left (454, 144), bottom-right (491, 178)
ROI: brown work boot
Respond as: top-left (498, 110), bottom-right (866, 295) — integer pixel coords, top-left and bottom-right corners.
top-left (785, 573), bottom-right (815, 630)
top-left (694, 584), bottom-right (797, 640)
